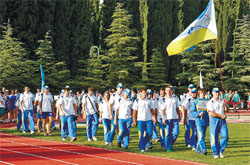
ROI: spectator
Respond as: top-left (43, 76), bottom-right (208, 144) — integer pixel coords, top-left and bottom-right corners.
top-left (232, 91), bottom-right (240, 112)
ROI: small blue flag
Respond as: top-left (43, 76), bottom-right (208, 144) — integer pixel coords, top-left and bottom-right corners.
top-left (40, 64), bottom-right (45, 90)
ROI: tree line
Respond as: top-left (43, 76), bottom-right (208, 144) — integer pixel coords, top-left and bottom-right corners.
top-left (0, 0), bottom-right (249, 94)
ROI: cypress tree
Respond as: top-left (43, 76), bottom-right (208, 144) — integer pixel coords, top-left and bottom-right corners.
top-left (222, 14), bottom-right (250, 92)
top-left (146, 48), bottom-right (168, 89)
top-left (35, 31), bottom-right (70, 91)
top-left (176, 42), bottom-right (220, 90)
top-left (104, 2), bottom-right (140, 87)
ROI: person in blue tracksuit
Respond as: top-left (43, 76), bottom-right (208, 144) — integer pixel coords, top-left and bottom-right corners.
top-left (108, 83), bottom-right (124, 145)
top-left (58, 86), bottom-right (77, 142)
top-left (181, 84), bottom-right (195, 148)
top-left (15, 98), bottom-right (22, 131)
top-left (207, 88), bottom-right (229, 159)
top-left (82, 87), bottom-right (99, 141)
top-left (191, 89), bottom-right (209, 155)
top-left (133, 89), bottom-right (155, 152)
top-left (99, 91), bottom-right (112, 145)
top-left (114, 88), bottom-right (133, 149)
top-left (146, 89), bottom-right (157, 149)
top-left (182, 88), bottom-right (198, 150)
top-left (155, 88), bottom-right (166, 148)
top-left (20, 86), bottom-right (35, 134)
top-left (160, 86), bottom-right (181, 152)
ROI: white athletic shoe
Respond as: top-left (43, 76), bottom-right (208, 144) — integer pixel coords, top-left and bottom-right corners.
top-left (22, 131), bottom-right (26, 134)
top-left (220, 153), bottom-right (224, 158)
top-left (192, 148), bottom-right (196, 151)
top-left (140, 150), bottom-right (145, 153)
top-left (92, 136), bottom-right (98, 141)
top-left (105, 142), bottom-right (109, 145)
top-left (62, 138), bottom-right (66, 141)
top-left (31, 131), bottom-right (35, 134)
top-left (187, 145), bottom-right (191, 148)
top-left (88, 138), bottom-right (91, 142)
top-left (213, 155), bottom-right (219, 159)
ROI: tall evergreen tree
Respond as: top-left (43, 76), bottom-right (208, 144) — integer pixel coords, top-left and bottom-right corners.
top-left (146, 48), bottom-right (167, 89)
top-left (176, 42), bottom-right (220, 90)
top-left (35, 31), bottom-right (70, 91)
top-left (99, 0), bottom-right (117, 52)
top-left (222, 14), bottom-right (250, 92)
top-left (104, 2), bottom-right (140, 87)
top-left (0, 20), bottom-right (34, 89)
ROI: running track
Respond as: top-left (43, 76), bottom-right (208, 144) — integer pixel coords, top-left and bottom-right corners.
top-left (0, 132), bottom-right (205, 165)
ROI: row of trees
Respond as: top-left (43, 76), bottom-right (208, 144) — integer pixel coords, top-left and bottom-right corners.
top-left (0, 0), bottom-right (249, 94)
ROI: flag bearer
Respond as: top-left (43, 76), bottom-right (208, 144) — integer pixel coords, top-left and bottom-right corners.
top-left (207, 88), bottom-right (229, 158)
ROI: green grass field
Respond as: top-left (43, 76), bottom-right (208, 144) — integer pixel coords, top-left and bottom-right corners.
top-left (1, 123), bottom-right (250, 165)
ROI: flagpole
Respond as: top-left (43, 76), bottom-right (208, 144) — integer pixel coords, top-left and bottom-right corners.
top-left (216, 39), bottom-right (223, 91)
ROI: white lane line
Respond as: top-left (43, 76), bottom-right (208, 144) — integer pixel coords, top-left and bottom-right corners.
top-left (0, 160), bottom-right (15, 165)
top-left (0, 132), bottom-right (205, 165)
top-left (0, 148), bottom-right (78, 165)
top-left (0, 139), bottom-right (143, 165)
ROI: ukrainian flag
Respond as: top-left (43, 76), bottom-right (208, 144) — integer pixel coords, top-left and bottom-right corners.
top-left (167, 0), bottom-right (217, 56)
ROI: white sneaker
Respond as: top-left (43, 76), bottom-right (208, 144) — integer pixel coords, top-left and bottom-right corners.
top-left (62, 138), bottom-right (66, 141)
top-left (220, 153), bottom-right (224, 158)
top-left (140, 150), bottom-right (145, 153)
top-left (31, 131), bottom-right (35, 134)
top-left (92, 136), bottom-right (98, 141)
top-left (192, 148), bottom-right (196, 151)
top-left (187, 145), bottom-right (191, 148)
top-left (213, 155), bottom-right (219, 159)
top-left (88, 138), bottom-right (91, 142)
top-left (22, 131), bottom-right (26, 134)
top-left (105, 142), bottom-right (109, 145)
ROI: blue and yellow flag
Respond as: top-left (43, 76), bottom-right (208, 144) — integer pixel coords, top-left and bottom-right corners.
top-left (167, 0), bottom-right (217, 56)
top-left (40, 64), bottom-right (45, 90)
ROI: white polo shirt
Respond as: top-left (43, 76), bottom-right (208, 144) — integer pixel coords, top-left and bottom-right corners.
top-left (82, 94), bottom-right (98, 115)
top-left (182, 97), bottom-right (196, 120)
top-left (20, 92), bottom-right (35, 110)
top-left (109, 92), bottom-right (123, 111)
top-left (181, 93), bottom-right (192, 105)
top-left (115, 97), bottom-right (133, 119)
top-left (35, 92), bottom-right (42, 110)
top-left (38, 93), bottom-right (54, 112)
top-left (156, 97), bottom-right (165, 119)
top-left (58, 95), bottom-right (76, 116)
top-left (0, 95), bottom-right (4, 108)
top-left (99, 100), bottom-right (111, 120)
top-left (160, 95), bottom-right (179, 120)
top-left (15, 99), bottom-right (21, 110)
top-left (132, 98), bottom-right (153, 121)
top-left (207, 98), bottom-right (225, 115)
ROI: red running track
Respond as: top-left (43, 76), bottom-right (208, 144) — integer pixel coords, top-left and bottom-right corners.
top-left (0, 132), bottom-right (205, 165)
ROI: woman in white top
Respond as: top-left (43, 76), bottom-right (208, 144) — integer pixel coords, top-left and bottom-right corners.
top-left (99, 91), bottom-right (111, 145)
